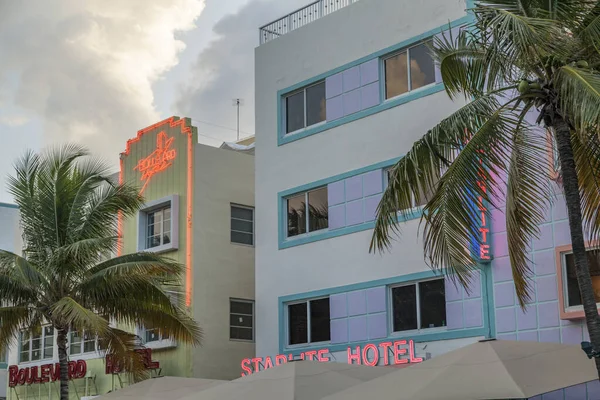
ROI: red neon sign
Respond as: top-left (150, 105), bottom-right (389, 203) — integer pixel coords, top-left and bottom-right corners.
top-left (476, 151), bottom-right (491, 261)
top-left (133, 131), bottom-right (177, 194)
top-left (8, 360), bottom-right (87, 387)
top-left (240, 340), bottom-right (422, 376)
top-left (119, 117), bottom-right (194, 307)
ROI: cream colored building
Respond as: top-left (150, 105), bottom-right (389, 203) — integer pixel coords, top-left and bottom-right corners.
top-left (5, 117), bottom-right (255, 399)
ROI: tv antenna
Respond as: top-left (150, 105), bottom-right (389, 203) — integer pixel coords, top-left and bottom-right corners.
top-left (232, 98), bottom-right (244, 141)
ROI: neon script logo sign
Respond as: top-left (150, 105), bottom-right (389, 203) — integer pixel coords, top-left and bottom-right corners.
top-left (240, 340), bottom-right (423, 376)
top-left (133, 131), bottom-right (177, 193)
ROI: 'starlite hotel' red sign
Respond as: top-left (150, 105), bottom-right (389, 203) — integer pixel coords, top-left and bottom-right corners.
top-left (133, 131), bottom-right (177, 194)
top-left (241, 339), bottom-right (423, 376)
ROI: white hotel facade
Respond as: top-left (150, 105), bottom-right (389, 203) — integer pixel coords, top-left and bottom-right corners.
top-left (253, 0), bottom-right (484, 372)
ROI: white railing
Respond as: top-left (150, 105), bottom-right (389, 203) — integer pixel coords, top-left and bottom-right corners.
top-left (259, 0), bottom-right (360, 45)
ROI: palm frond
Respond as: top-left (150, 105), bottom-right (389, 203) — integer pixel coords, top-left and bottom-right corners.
top-left (49, 297), bottom-right (109, 335)
top-left (0, 306), bottom-right (33, 351)
top-left (505, 123), bottom-right (552, 306)
top-left (0, 250), bottom-right (46, 290)
top-left (371, 92), bottom-right (506, 253)
top-left (573, 130), bottom-right (600, 245)
top-left (555, 65), bottom-right (600, 131)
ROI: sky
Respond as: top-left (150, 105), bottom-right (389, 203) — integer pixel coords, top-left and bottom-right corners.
top-left (0, 0), bottom-right (307, 203)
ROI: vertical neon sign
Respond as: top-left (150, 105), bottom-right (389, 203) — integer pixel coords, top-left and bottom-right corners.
top-left (476, 149), bottom-right (491, 261)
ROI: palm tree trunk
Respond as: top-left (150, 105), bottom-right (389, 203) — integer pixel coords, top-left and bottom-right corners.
top-left (57, 328), bottom-right (70, 400)
top-left (554, 116), bottom-right (600, 379)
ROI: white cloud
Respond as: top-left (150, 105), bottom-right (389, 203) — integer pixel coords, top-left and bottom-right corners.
top-left (174, 0), bottom-right (307, 142)
top-left (0, 0), bottom-right (205, 164)
top-left (0, 115), bottom-right (29, 127)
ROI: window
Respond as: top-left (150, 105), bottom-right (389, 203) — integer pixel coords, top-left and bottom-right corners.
top-left (69, 330), bottom-right (98, 355)
top-left (563, 250), bottom-right (600, 309)
top-left (391, 278), bottom-right (446, 332)
top-left (287, 187), bottom-right (328, 238)
top-left (231, 205), bottom-right (254, 246)
top-left (285, 81), bottom-right (326, 134)
top-left (384, 41), bottom-right (436, 100)
top-left (20, 326), bottom-right (54, 362)
top-left (146, 206), bottom-right (171, 249)
top-left (230, 299), bottom-right (254, 341)
top-left (384, 168), bottom-right (429, 209)
top-left (288, 297), bottom-right (330, 346)
top-left (1, 347), bottom-right (7, 364)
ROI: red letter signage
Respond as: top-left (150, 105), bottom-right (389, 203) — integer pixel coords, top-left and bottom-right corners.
top-left (133, 131), bottom-right (177, 194)
top-left (8, 360), bottom-right (87, 387)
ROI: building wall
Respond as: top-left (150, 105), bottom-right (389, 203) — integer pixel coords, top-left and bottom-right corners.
top-left (254, 0), bottom-right (473, 363)
top-left (0, 203), bottom-right (21, 400)
top-left (491, 182), bottom-right (600, 400)
top-left (192, 145), bottom-right (255, 380)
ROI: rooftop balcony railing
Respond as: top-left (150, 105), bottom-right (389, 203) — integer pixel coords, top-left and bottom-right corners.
top-left (259, 0), bottom-right (360, 45)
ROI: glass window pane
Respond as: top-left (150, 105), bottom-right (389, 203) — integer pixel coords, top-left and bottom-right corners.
top-left (232, 219), bottom-right (253, 233)
top-left (385, 52), bottom-right (409, 99)
top-left (288, 303), bottom-right (308, 345)
top-left (566, 251), bottom-right (600, 307)
top-left (147, 212), bottom-right (155, 226)
top-left (146, 328), bottom-right (160, 343)
top-left (310, 298), bottom-right (330, 343)
top-left (419, 279), bottom-right (446, 329)
top-left (70, 331), bottom-right (82, 355)
top-left (308, 188), bottom-right (328, 232)
top-left (163, 232), bottom-right (171, 245)
top-left (230, 327), bottom-right (253, 341)
top-left (286, 91), bottom-right (305, 133)
top-left (409, 42), bottom-right (436, 90)
top-left (231, 231), bottom-right (253, 245)
top-left (231, 301), bottom-right (253, 315)
top-left (287, 195), bottom-right (307, 237)
top-left (232, 206), bottom-right (253, 221)
top-left (392, 285), bottom-right (418, 332)
top-left (164, 208), bottom-right (171, 221)
top-left (230, 314), bottom-right (253, 328)
top-left (306, 82), bottom-right (326, 127)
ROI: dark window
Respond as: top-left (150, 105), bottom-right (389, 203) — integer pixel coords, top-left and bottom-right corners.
top-left (306, 82), bottom-right (326, 127)
top-left (231, 205), bottom-right (254, 246)
top-left (286, 91), bottom-right (305, 133)
top-left (565, 251), bottom-right (600, 307)
top-left (230, 300), bottom-right (254, 341)
top-left (392, 279), bottom-right (446, 332)
top-left (285, 81), bottom-right (326, 134)
top-left (286, 188), bottom-right (328, 238)
top-left (384, 168), bottom-right (431, 209)
top-left (384, 40), bottom-right (436, 100)
top-left (288, 298), bottom-right (330, 345)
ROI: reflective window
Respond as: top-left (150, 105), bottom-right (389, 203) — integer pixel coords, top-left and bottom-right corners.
top-left (384, 40), bottom-right (435, 100)
top-left (146, 206), bottom-right (171, 249)
top-left (391, 278), bottom-right (446, 332)
top-left (285, 81), bottom-right (326, 134)
top-left (286, 188), bottom-right (328, 238)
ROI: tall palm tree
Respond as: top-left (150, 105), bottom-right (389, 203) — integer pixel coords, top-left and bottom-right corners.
top-left (371, 0), bottom-right (600, 377)
top-left (0, 145), bottom-right (202, 400)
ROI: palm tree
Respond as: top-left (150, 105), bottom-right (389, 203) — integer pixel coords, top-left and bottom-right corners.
top-left (371, 0), bottom-right (600, 377)
top-left (0, 145), bottom-right (202, 399)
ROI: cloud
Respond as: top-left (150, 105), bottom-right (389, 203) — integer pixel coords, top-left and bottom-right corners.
top-left (0, 115), bottom-right (29, 127)
top-left (0, 0), bottom-right (205, 164)
top-left (174, 0), bottom-right (307, 143)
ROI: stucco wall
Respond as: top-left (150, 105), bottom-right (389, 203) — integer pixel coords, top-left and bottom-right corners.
top-left (192, 145), bottom-right (255, 379)
top-left (254, 0), bottom-right (470, 361)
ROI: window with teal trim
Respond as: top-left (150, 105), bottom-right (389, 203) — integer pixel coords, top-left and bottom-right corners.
top-left (384, 40), bottom-right (436, 100)
top-left (390, 278), bottom-right (446, 333)
top-left (284, 81), bottom-right (326, 135)
top-left (287, 297), bottom-right (330, 346)
top-left (286, 187), bottom-right (329, 238)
